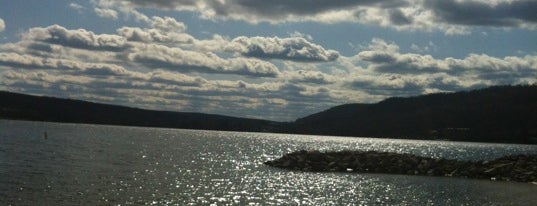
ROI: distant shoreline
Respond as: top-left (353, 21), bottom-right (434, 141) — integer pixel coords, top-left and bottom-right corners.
top-left (2, 84), bottom-right (537, 144)
top-left (265, 150), bottom-right (537, 183)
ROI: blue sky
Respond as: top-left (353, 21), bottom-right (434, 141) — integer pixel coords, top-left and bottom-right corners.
top-left (1, 0), bottom-right (536, 121)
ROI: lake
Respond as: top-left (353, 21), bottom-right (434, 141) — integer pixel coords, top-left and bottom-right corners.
top-left (1, 120), bottom-right (536, 205)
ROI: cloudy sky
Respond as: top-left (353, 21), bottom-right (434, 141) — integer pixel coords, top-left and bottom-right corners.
top-left (1, 0), bottom-right (536, 121)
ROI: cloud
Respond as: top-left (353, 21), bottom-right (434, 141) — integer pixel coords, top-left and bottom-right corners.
top-left (348, 38), bottom-right (537, 95)
top-left (94, 0), bottom-right (152, 22)
top-left (23, 25), bottom-right (127, 51)
top-left (3, 70), bottom-right (94, 86)
top-left (94, 0), bottom-right (537, 34)
top-left (117, 26), bottom-right (194, 43)
top-left (289, 31), bottom-right (313, 41)
top-left (0, 53), bottom-right (44, 68)
top-left (1, 68), bottom-right (310, 120)
top-left (410, 41), bottom-right (437, 53)
top-left (0, 18), bottom-right (5, 32)
top-left (114, 15), bottom-right (193, 44)
top-left (1, 40), bottom-right (341, 120)
top-left (356, 38), bottom-right (537, 78)
top-left (425, 0), bottom-right (537, 28)
top-left (284, 70), bottom-right (334, 84)
top-left (1, 19), bottom-right (344, 120)
top-left (145, 69), bottom-right (208, 86)
top-left (69, 3), bottom-right (85, 12)
top-left (99, 0), bottom-right (402, 15)
top-left (150, 16), bottom-right (187, 32)
top-left (3, 6), bottom-right (536, 121)
top-left (3, 21), bottom-right (288, 78)
top-left (95, 0), bottom-right (404, 23)
top-left (127, 44), bottom-right (281, 77)
top-left (94, 8), bottom-right (119, 19)
top-left (229, 36), bottom-right (339, 62)
top-left (203, 0), bottom-right (405, 22)
top-left (388, 9), bottom-right (413, 25)
top-left (0, 52), bottom-right (132, 76)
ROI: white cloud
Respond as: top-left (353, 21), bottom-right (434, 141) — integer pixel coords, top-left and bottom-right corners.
top-left (410, 41), bottom-right (438, 53)
top-left (127, 43), bottom-right (281, 77)
top-left (284, 69), bottom-right (334, 84)
top-left (2, 10), bottom-right (536, 121)
top-left (289, 31), bottom-right (313, 41)
top-left (150, 16), bottom-right (187, 32)
top-left (94, 8), bottom-right (119, 19)
top-left (228, 36), bottom-right (339, 62)
top-left (117, 26), bottom-right (194, 43)
top-left (0, 18), bottom-right (5, 32)
top-left (2, 27), bottom-right (285, 118)
top-left (94, 0), bottom-right (150, 22)
top-left (69, 3), bottom-right (85, 12)
top-left (347, 38), bottom-right (537, 94)
top-left (93, 0), bottom-right (537, 35)
top-left (356, 38), bottom-right (537, 78)
top-left (23, 24), bottom-right (127, 51)
top-left (444, 26), bottom-right (471, 36)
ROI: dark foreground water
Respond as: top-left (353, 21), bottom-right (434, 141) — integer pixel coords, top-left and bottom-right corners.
top-left (1, 120), bottom-right (536, 205)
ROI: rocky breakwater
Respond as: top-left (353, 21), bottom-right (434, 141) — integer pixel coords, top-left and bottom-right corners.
top-left (264, 150), bottom-right (537, 183)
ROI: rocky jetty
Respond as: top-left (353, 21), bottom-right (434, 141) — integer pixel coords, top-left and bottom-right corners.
top-left (264, 150), bottom-right (537, 183)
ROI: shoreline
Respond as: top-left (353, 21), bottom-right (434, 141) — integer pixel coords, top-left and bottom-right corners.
top-left (264, 150), bottom-right (537, 183)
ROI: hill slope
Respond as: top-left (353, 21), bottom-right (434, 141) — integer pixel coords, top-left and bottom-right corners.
top-left (0, 91), bottom-right (287, 132)
top-left (293, 85), bottom-right (537, 143)
top-left (1, 85), bottom-right (536, 144)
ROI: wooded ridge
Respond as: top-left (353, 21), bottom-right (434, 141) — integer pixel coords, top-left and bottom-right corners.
top-left (2, 85), bottom-right (536, 144)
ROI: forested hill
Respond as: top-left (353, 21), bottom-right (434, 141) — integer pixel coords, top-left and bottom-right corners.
top-left (293, 85), bottom-right (537, 144)
top-left (1, 85), bottom-right (537, 144)
top-left (0, 91), bottom-right (287, 133)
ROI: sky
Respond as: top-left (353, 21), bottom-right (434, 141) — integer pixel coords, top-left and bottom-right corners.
top-left (0, 0), bottom-right (536, 121)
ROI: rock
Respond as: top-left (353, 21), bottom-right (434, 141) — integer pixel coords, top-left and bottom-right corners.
top-left (263, 150), bottom-right (537, 183)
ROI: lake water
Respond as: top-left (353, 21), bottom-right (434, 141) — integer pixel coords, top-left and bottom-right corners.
top-left (1, 120), bottom-right (536, 205)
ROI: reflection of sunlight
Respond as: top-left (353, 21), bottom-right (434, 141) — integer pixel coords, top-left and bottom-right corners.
top-left (2, 121), bottom-right (536, 205)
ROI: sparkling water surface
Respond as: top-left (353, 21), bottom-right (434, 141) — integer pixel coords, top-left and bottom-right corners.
top-left (1, 120), bottom-right (536, 205)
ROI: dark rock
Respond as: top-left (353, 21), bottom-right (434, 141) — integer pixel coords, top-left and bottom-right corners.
top-left (264, 150), bottom-right (537, 183)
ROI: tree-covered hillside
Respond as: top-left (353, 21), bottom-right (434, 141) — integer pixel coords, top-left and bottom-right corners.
top-left (2, 85), bottom-right (536, 144)
top-left (293, 85), bottom-right (537, 144)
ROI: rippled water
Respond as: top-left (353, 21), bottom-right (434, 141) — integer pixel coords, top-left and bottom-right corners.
top-left (1, 120), bottom-right (536, 205)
